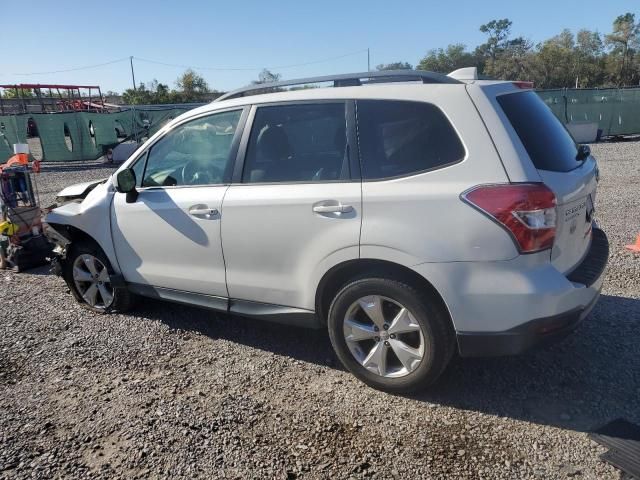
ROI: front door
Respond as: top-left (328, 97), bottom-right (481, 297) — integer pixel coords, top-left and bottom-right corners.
top-left (111, 108), bottom-right (246, 297)
top-left (221, 101), bottom-right (362, 310)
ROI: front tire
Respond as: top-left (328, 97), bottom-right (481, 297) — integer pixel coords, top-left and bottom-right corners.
top-left (328, 277), bottom-right (454, 393)
top-left (63, 242), bottom-right (133, 314)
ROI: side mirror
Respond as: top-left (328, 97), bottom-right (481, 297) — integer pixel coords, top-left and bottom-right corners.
top-left (576, 144), bottom-right (591, 161)
top-left (115, 168), bottom-right (138, 203)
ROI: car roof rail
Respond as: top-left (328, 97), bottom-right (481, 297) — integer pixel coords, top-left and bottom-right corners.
top-left (214, 70), bottom-right (462, 102)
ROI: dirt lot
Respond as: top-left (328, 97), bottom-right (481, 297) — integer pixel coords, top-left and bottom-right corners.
top-left (1, 142), bottom-right (639, 479)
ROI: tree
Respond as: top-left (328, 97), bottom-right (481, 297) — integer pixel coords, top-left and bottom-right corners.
top-left (417, 44), bottom-right (478, 73)
top-left (252, 69), bottom-right (282, 84)
top-left (147, 80), bottom-right (176, 104)
top-left (575, 29), bottom-right (606, 87)
top-left (122, 80), bottom-right (179, 105)
top-left (248, 69), bottom-right (284, 95)
top-left (531, 30), bottom-right (577, 88)
top-left (1, 88), bottom-right (34, 99)
top-left (376, 61), bottom-right (413, 71)
top-left (477, 18), bottom-right (513, 62)
top-left (605, 13), bottom-right (640, 86)
top-left (488, 37), bottom-right (534, 81)
top-left (175, 69), bottom-right (210, 102)
top-left (122, 83), bottom-right (151, 105)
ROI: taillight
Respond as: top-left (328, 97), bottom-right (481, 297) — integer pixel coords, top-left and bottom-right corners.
top-left (462, 183), bottom-right (557, 253)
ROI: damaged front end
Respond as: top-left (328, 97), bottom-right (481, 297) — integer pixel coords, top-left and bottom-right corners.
top-left (52, 178), bottom-right (108, 208)
top-left (43, 176), bottom-right (121, 280)
top-left (44, 222), bottom-right (72, 276)
top-left (43, 177), bottom-right (109, 276)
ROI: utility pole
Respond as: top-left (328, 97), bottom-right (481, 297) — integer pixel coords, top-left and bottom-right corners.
top-left (130, 56), bottom-right (137, 90)
top-left (367, 48), bottom-right (370, 72)
top-left (129, 55), bottom-right (138, 143)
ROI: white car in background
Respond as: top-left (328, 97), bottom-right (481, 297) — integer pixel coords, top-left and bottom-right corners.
top-left (45, 69), bottom-right (608, 392)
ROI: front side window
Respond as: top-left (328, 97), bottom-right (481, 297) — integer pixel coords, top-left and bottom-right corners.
top-left (242, 103), bottom-right (348, 183)
top-left (141, 109), bottom-right (242, 187)
top-left (357, 100), bottom-right (465, 180)
top-left (130, 152), bottom-right (147, 187)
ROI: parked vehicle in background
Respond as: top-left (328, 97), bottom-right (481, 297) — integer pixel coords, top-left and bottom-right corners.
top-left (44, 69), bottom-right (608, 392)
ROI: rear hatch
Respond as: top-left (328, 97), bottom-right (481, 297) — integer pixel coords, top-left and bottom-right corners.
top-left (496, 90), bottom-right (598, 274)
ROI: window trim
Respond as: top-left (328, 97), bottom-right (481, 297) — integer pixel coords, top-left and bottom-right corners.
top-left (127, 106), bottom-right (249, 191)
top-left (355, 99), bottom-right (467, 182)
top-left (231, 99), bottom-right (360, 185)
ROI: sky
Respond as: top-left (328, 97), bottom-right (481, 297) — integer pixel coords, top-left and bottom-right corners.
top-left (0, 0), bottom-right (635, 93)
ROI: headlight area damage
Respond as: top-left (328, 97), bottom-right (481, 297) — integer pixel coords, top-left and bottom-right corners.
top-left (53, 178), bottom-right (108, 207)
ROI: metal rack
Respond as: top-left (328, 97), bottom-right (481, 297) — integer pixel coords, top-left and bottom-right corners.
top-left (215, 70), bottom-right (460, 102)
top-left (0, 84), bottom-right (106, 115)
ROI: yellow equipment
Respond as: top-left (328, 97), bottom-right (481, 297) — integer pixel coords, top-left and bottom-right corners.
top-left (0, 221), bottom-right (19, 236)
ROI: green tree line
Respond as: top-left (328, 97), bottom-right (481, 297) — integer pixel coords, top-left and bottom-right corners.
top-left (378, 12), bottom-right (640, 89)
top-left (122, 69), bottom-right (214, 104)
top-left (121, 68), bottom-right (284, 104)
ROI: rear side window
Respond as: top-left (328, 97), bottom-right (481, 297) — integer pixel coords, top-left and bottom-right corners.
top-left (356, 100), bottom-right (465, 180)
top-left (497, 91), bottom-right (578, 172)
top-left (242, 103), bottom-right (348, 183)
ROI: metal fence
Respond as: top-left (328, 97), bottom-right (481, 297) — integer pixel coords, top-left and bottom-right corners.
top-left (537, 87), bottom-right (640, 137)
top-left (0, 106), bottom-right (195, 161)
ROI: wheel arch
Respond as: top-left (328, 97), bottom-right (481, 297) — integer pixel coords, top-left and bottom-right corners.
top-left (315, 258), bottom-right (453, 329)
top-left (48, 223), bottom-right (98, 247)
top-left (47, 223), bottom-right (119, 272)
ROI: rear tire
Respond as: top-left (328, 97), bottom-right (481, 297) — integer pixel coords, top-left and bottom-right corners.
top-left (328, 277), bottom-right (454, 393)
top-left (63, 242), bottom-right (134, 314)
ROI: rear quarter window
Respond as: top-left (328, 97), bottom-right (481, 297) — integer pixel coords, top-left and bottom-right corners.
top-left (497, 91), bottom-right (579, 172)
top-left (356, 100), bottom-right (465, 180)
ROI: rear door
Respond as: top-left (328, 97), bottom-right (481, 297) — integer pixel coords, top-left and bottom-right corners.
top-left (495, 89), bottom-right (598, 273)
top-left (221, 101), bottom-right (361, 310)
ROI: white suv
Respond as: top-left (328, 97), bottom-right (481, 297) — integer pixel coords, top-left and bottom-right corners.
top-left (45, 69), bottom-right (609, 392)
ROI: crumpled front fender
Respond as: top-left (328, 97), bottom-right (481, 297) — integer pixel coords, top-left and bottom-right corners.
top-left (44, 181), bottom-right (121, 274)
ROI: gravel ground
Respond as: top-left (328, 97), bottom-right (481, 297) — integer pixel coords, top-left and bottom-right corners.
top-left (1, 142), bottom-right (639, 480)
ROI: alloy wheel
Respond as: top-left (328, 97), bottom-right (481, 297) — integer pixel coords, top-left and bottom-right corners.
top-left (72, 254), bottom-right (114, 309)
top-left (343, 295), bottom-right (425, 378)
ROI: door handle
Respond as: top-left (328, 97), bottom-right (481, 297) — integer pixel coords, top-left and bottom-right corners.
top-left (312, 203), bottom-right (353, 214)
top-left (189, 206), bottom-right (219, 217)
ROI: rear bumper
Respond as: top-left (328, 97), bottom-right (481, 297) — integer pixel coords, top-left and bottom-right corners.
top-left (455, 228), bottom-right (609, 357)
top-left (456, 292), bottom-right (599, 356)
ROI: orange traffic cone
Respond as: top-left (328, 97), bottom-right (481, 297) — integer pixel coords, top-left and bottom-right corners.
top-left (626, 234), bottom-right (640, 253)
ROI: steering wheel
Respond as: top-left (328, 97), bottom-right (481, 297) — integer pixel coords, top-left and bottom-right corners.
top-left (181, 159), bottom-right (223, 186)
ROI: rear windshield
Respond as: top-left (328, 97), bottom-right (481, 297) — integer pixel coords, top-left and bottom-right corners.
top-left (497, 91), bottom-right (579, 172)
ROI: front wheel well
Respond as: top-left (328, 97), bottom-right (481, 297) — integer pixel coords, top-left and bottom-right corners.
top-left (47, 223), bottom-right (102, 253)
top-left (315, 259), bottom-right (452, 328)
top-left (49, 223), bottom-right (92, 241)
